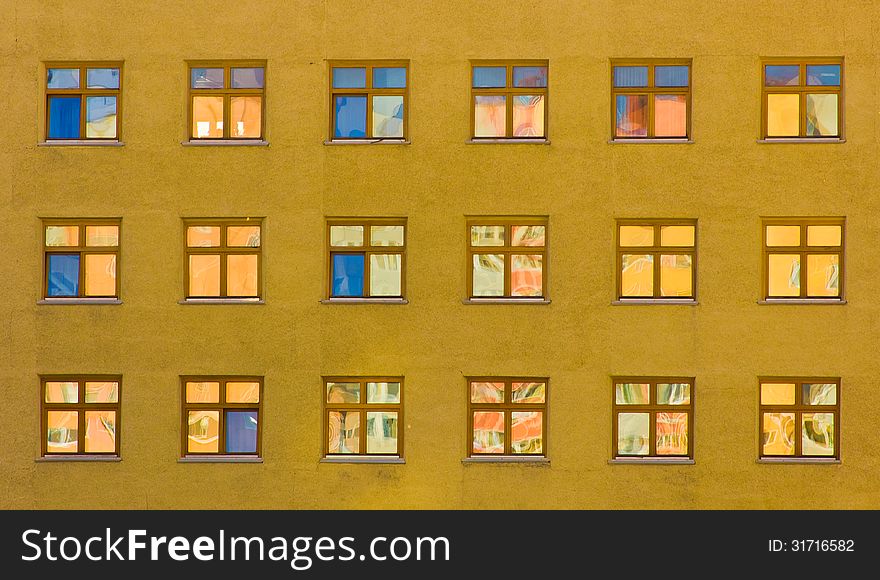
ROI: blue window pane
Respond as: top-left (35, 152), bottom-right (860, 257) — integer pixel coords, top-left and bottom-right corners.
top-left (47, 96), bottom-right (81, 139)
top-left (765, 65), bottom-right (800, 86)
top-left (613, 66), bottom-right (648, 87)
top-left (334, 96), bottom-right (367, 138)
top-left (86, 68), bottom-right (120, 89)
top-left (512, 66), bottom-right (547, 88)
top-left (226, 411), bottom-right (258, 453)
top-left (47, 68), bottom-right (79, 89)
top-left (807, 65), bottom-right (841, 86)
top-left (231, 67), bottom-right (265, 88)
top-left (473, 66), bottom-right (506, 88)
top-left (372, 67), bottom-right (406, 88)
top-left (47, 254), bottom-right (80, 296)
top-left (655, 65), bottom-right (689, 87)
top-left (332, 67), bottom-right (366, 88)
top-left (332, 254), bottom-right (365, 297)
top-left (191, 68), bottom-right (224, 89)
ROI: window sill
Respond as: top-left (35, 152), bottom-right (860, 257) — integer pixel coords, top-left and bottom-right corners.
top-left (462, 456), bottom-right (549, 464)
top-left (36, 456), bottom-right (121, 462)
top-left (321, 298), bottom-right (408, 305)
top-left (612, 299), bottom-right (697, 306)
top-left (320, 456), bottom-right (405, 464)
top-left (181, 140), bottom-right (269, 146)
top-left (757, 299), bottom-right (846, 305)
top-left (757, 138), bottom-right (845, 144)
top-left (38, 140), bottom-right (124, 147)
top-left (757, 458), bottom-right (840, 465)
top-left (608, 458), bottom-right (694, 465)
top-left (38, 298), bottom-right (122, 305)
top-left (462, 298), bottom-right (551, 305)
top-left (608, 138), bottom-right (693, 144)
top-left (466, 138), bottom-right (549, 145)
top-left (323, 139), bottom-right (410, 146)
top-left (179, 298), bottom-right (265, 305)
top-left (178, 456), bottom-right (263, 463)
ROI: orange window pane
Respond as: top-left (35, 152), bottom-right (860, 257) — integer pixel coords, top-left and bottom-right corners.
top-left (187, 411), bottom-right (219, 453)
top-left (187, 226), bottom-right (221, 247)
top-left (767, 254), bottom-right (800, 297)
top-left (47, 411), bottom-right (78, 453)
top-left (512, 95), bottom-right (544, 137)
top-left (656, 412), bottom-right (688, 455)
top-left (761, 383), bottom-right (796, 405)
top-left (474, 95), bottom-right (506, 137)
top-left (46, 381), bottom-right (79, 403)
top-left (659, 254), bottom-right (692, 297)
top-left (511, 225), bottom-right (545, 247)
top-left (84, 411), bottom-right (116, 453)
top-left (806, 225), bottom-right (842, 247)
top-left (85, 381), bottom-right (118, 403)
top-left (659, 225), bottom-right (695, 247)
top-left (471, 381), bottom-right (504, 403)
top-left (621, 254), bottom-right (653, 297)
top-left (226, 254), bottom-right (258, 297)
top-left (189, 254), bottom-right (221, 297)
top-left (85, 226), bottom-right (119, 247)
top-left (511, 254), bottom-right (543, 296)
top-left (230, 96), bottom-right (262, 138)
top-left (762, 412), bottom-right (795, 456)
top-left (473, 411), bottom-right (505, 453)
top-left (619, 225), bottom-right (653, 246)
top-left (328, 411), bottom-right (360, 454)
top-left (766, 225), bottom-right (800, 246)
top-left (806, 254), bottom-right (839, 297)
top-left (46, 225), bottom-right (79, 247)
top-left (766, 94), bottom-right (800, 137)
top-left (186, 381), bottom-right (220, 403)
top-left (227, 226), bottom-right (261, 247)
top-left (226, 382), bottom-right (260, 403)
top-left (192, 96), bottom-right (224, 138)
top-left (653, 94), bottom-right (687, 137)
top-left (511, 411), bottom-right (542, 453)
top-left (84, 254), bottom-right (116, 296)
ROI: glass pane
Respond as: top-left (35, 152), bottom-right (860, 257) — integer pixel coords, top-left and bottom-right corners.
top-left (472, 66), bottom-right (506, 88)
top-left (472, 254), bottom-right (504, 296)
top-left (761, 383), bottom-right (796, 405)
top-left (471, 381), bottom-right (504, 404)
top-left (187, 226), bottom-right (220, 247)
top-left (186, 382), bottom-right (220, 403)
top-left (47, 68), bottom-right (79, 89)
top-left (369, 254), bottom-right (402, 296)
top-left (512, 382), bottom-right (545, 403)
top-left (765, 65), bottom-right (800, 86)
top-left (47, 96), bottom-right (81, 139)
top-left (330, 225), bottom-right (364, 247)
top-left (659, 254), bottom-right (692, 297)
top-left (511, 254), bottom-right (543, 296)
top-left (327, 382), bottom-right (361, 404)
top-left (656, 412), bottom-right (688, 455)
top-left (511, 411), bottom-right (543, 453)
top-left (45, 381), bottom-right (79, 403)
top-left (192, 96), bottom-right (224, 138)
top-left (370, 225), bottom-right (404, 246)
top-left (473, 411), bottom-right (504, 453)
top-left (802, 413), bottom-right (834, 456)
top-left (227, 254), bottom-right (259, 297)
top-left (806, 93), bottom-right (838, 136)
top-left (372, 95), bottom-right (404, 138)
top-left (46, 225), bottom-right (79, 247)
top-left (230, 96), bottom-right (262, 138)
top-left (332, 67), bottom-right (366, 88)
top-left (226, 382), bottom-right (260, 403)
top-left (766, 94), bottom-right (800, 137)
top-left (653, 94), bottom-right (686, 137)
top-left (617, 413), bottom-right (649, 455)
top-left (766, 225), bottom-right (800, 246)
top-left (806, 225), bottom-right (841, 247)
top-left (84, 254), bottom-right (116, 297)
top-left (85, 96), bottom-right (117, 138)
top-left (803, 383), bottom-right (837, 406)
top-left (655, 65), bottom-right (689, 87)
top-left (474, 95), bottom-right (506, 137)
top-left (471, 225), bottom-right (505, 246)
top-left (85, 381), bottom-right (118, 403)
top-left (191, 67), bottom-right (224, 89)
top-left (85, 225), bottom-right (118, 247)
top-left (615, 383), bottom-right (649, 405)
top-left (372, 67), bottom-right (406, 88)
top-left (512, 66), bottom-right (547, 88)
top-left (511, 225), bottom-right (545, 247)
top-left (47, 254), bottom-right (80, 297)
top-left (230, 67), bottom-right (264, 88)
top-left (366, 411), bottom-right (398, 453)
top-left (334, 96), bottom-right (367, 138)
top-left (84, 411), bottom-right (116, 453)
top-left (619, 225), bottom-right (653, 246)
top-left (227, 226), bottom-right (261, 247)
top-left (613, 66), bottom-right (648, 87)
top-left (621, 254), bottom-right (653, 297)
top-left (660, 225), bottom-right (695, 247)
top-left (328, 411), bottom-right (360, 453)
top-left (367, 382), bottom-right (401, 403)
top-left (331, 254), bottom-right (365, 297)
top-left (226, 411), bottom-right (258, 453)
top-left (615, 94), bottom-right (648, 137)
top-left (806, 254), bottom-right (839, 297)
top-left (47, 411), bottom-right (78, 453)
top-left (767, 254), bottom-right (800, 296)
top-left (806, 64), bottom-right (840, 86)
top-left (187, 411), bottom-right (219, 453)
top-left (657, 383), bottom-right (690, 405)
top-left (188, 254), bottom-right (221, 297)
top-left (512, 95), bottom-right (545, 137)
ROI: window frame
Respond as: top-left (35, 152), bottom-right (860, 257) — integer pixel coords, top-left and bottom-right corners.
top-left (615, 218), bottom-right (697, 301)
top-left (466, 377), bottom-right (549, 458)
top-left (611, 376), bottom-right (694, 460)
top-left (327, 59), bottom-right (409, 142)
top-left (761, 217), bottom-right (845, 301)
top-left (469, 59), bottom-right (549, 140)
top-left (41, 218), bottom-right (122, 300)
top-left (758, 377), bottom-right (840, 460)
top-left (40, 375), bottom-right (122, 458)
top-left (44, 61), bottom-right (123, 141)
top-left (180, 375), bottom-right (263, 458)
top-left (186, 60), bottom-right (267, 141)
top-left (325, 217), bottom-right (407, 300)
top-left (323, 376), bottom-right (404, 458)
top-left (610, 58), bottom-right (692, 141)
top-left (466, 216), bottom-right (549, 300)
top-left (760, 57), bottom-right (844, 140)
top-left (182, 218), bottom-right (264, 301)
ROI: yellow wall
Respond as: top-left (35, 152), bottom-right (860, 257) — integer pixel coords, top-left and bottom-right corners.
top-left (2, 0), bottom-right (878, 508)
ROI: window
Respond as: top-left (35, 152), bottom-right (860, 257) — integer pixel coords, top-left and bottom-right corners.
top-left (41, 376), bottom-right (120, 457)
top-left (324, 377), bottom-right (403, 457)
top-left (45, 62), bottom-right (121, 141)
top-left (329, 61), bottom-right (408, 141)
top-left (188, 61), bottom-right (265, 140)
top-left (471, 60), bottom-right (547, 139)
top-left (467, 218), bottom-right (547, 299)
top-left (184, 219), bottom-right (262, 301)
top-left (760, 378), bottom-right (839, 459)
top-left (468, 378), bottom-right (547, 457)
top-left (761, 59), bottom-right (842, 139)
top-left (616, 219), bottom-right (696, 300)
top-left (612, 378), bottom-right (693, 459)
top-left (612, 60), bottom-right (690, 139)
top-left (762, 218), bottom-right (844, 300)
top-left (182, 377), bottom-right (262, 457)
top-left (42, 219), bottom-right (120, 300)
top-left (326, 218), bottom-right (406, 300)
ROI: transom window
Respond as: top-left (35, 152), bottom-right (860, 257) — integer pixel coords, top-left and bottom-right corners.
top-left (41, 376), bottom-right (120, 457)
top-left (329, 61), bottom-right (408, 140)
top-left (45, 62), bottom-right (121, 140)
top-left (761, 59), bottom-right (842, 138)
top-left (42, 219), bottom-right (120, 299)
top-left (468, 378), bottom-right (547, 457)
top-left (324, 377), bottom-right (403, 456)
top-left (182, 377), bottom-right (262, 456)
top-left (468, 218), bottom-right (547, 299)
top-left (184, 219), bottom-right (262, 300)
top-left (188, 61), bottom-right (265, 140)
top-left (613, 378), bottom-right (693, 459)
top-left (471, 60), bottom-right (548, 139)
top-left (327, 219), bottom-right (406, 299)
top-left (760, 378), bottom-right (839, 459)
top-left (762, 218), bottom-right (844, 300)
top-left (616, 220), bottom-right (696, 300)
top-left (612, 60), bottom-right (690, 139)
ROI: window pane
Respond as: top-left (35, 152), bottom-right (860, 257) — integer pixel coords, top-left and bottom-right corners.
top-left (227, 226), bottom-right (261, 247)
top-left (372, 95), bottom-right (404, 138)
top-left (512, 66), bottom-right (547, 88)
top-left (512, 95), bottom-right (545, 137)
top-left (473, 411), bottom-right (504, 453)
top-left (227, 254), bottom-right (258, 297)
top-left (188, 254), bottom-right (221, 297)
top-left (653, 94), bottom-right (686, 137)
top-left (226, 382), bottom-right (260, 403)
top-left (762, 412), bottom-right (795, 455)
top-left (47, 68), bottom-right (79, 89)
top-left (84, 411), bottom-right (116, 453)
top-left (511, 411), bottom-right (543, 453)
top-left (331, 254), bottom-right (365, 297)
top-left (511, 225), bottom-right (545, 247)
top-left (512, 382), bottom-right (545, 403)
top-left (366, 411), bottom-right (398, 453)
top-left (472, 254), bottom-right (504, 296)
top-left (656, 412), bottom-right (688, 455)
top-left (802, 413), bottom-right (834, 456)
top-left (192, 96), bottom-right (224, 138)
top-left (47, 254), bottom-right (80, 297)
top-left (765, 65), bottom-right (800, 86)
top-left (84, 254), bottom-right (116, 297)
top-left (367, 382), bottom-right (400, 404)
top-left (187, 411), bottom-right (219, 453)
top-left (621, 254), bottom-right (653, 297)
top-left (654, 65), bottom-right (689, 87)
top-left (47, 96), bottom-right (81, 139)
top-left (85, 225), bottom-right (118, 247)
top-left (46, 381), bottom-right (79, 403)
top-left (369, 254), bottom-right (402, 296)
top-left (472, 66), bottom-right (506, 88)
top-left (85, 381), bottom-right (118, 403)
top-left (660, 225), bottom-right (695, 247)
top-left (330, 225), bottom-right (364, 247)
top-left (766, 94), bottom-right (800, 137)
top-left (657, 383), bottom-right (690, 405)
top-left (615, 383), bottom-right (649, 405)
top-left (511, 254), bottom-right (543, 296)
top-left (230, 96), bottom-right (262, 138)
top-left (806, 225), bottom-right (841, 247)
top-left (327, 382), bottom-right (361, 404)
top-left (615, 94), bottom-right (648, 137)
top-left (806, 93), bottom-right (838, 136)
top-left (471, 381), bottom-right (504, 404)
top-left (328, 411), bottom-right (360, 453)
top-left (659, 254), bottom-right (692, 297)
top-left (370, 225), bottom-right (404, 246)
top-left (471, 225), bottom-right (505, 246)
top-left (474, 95), bottom-right (506, 137)
top-left (46, 225), bottom-right (79, 247)
top-left (230, 67), bottom-right (264, 88)
top-left (334, 96), bottom-right (367, 138)
top-left (617, 413), bottom-right (649, 455)
top-left (767, 254), bottom-right (800, 296)
top-left (372, 67), bottom-right (406, 88)
top-left (761, 383), bottom-right (796, 405)
top-left (47, 411), bottom-right (78, 453)
top-left (619, 225), bottom-right (653, 246)
top-left (191, 68), bottom-right (224, 89)
top-left (187, 226), bottom-right (220, 247)
top-left (803, 383), bottom-right (837, 406)
top-left (613, 66), bottom-right (648, 87)
top-left (226, 411), bottom-right (258, 453)
top-left (332, 67), bottom-right (366, 89)
top-left (85, 96), bottom-right (117, 138)
top-left (766, 225), bottom-right (800, 246)
top-left (186, 382), bottom-right (220, 403)
top-left (806, 254), bottom-right (839, 297)
top-left (806, 65), bottom-right (840, 86)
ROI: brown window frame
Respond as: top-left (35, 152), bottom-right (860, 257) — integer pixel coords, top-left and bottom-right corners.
top-left (328, 60), bottom-right (409, 141)
top-left (40, 375), bottom-right (121, 457)
top-left (467, 217), bottom-right (548, 300)
top-left (467, 377), bottom-right (548, 458)
top-left (761, 217), bottom-right (845, 300)
top-left (610, 58), bottom-right (691, 140)
top-left (41, 218), bottom-right (121, 300)
top-left (44, 61), bottom-right (123, 141)
top-left (183, 218), bottom-right (263, 301)
top-left (187, 60), bottom-right (267, 141)
top-left (616, 218), bottom-right (697, 301)
top-left (323, 376), bottom-right (404, 457)
top-left (759, 377), bottom-right (840, 459)
top-left (470, 59), bottom-right (549, 140)
top-left (180, 376), bottom-right (263, 458)
top-left (611, 376), bottom-right (694, 460)
top-left (760, 57), bottom-right (843, 139)
top-left (325, 218), bottom-right (407, 300)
